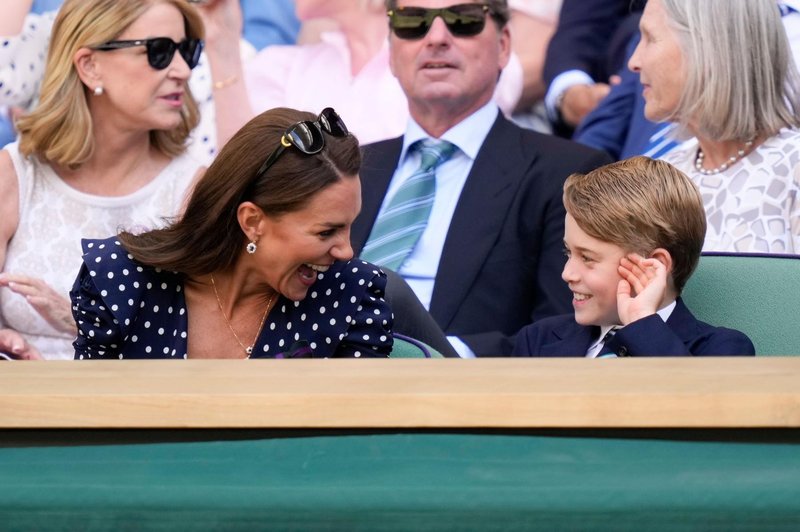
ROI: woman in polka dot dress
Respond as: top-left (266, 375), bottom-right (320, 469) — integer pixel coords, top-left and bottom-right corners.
top-left (70, 107), bottom-right (393, 359)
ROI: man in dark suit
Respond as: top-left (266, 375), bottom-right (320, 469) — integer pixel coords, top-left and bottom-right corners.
top-left (352, 0), bottom-right (611, 357)
top-left (572, 32), bottom-right (669, 161)
top-left (543, 0), bottom-right (643, 132)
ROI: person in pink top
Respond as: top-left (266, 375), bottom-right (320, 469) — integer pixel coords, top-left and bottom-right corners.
top-left (244, 0), bottom-right (523, 145)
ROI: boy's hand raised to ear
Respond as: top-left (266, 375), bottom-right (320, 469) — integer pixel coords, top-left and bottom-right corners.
top-left (616, 253), bottom-right (668, 325)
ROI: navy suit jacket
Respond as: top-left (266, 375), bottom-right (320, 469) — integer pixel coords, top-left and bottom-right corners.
top-left (513, 298), bottom-right (755, 357)
top-left (352, 112), bottom-right (612, 356)
top-left (543, 0), bottom-right (643, 87)
top-left (573, 33), bottom-right (661, 160)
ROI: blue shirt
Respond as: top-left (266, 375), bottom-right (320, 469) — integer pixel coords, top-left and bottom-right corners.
top-left (30, 0), bottom-right (62, 13)
top-left (240, 0), bottom-right (300, 50)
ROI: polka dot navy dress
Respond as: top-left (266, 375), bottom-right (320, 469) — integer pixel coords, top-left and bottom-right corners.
top-left (70, 237), bottom-right (393, 359)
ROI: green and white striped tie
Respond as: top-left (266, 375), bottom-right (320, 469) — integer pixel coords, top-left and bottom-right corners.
top-left (361, 139), bottom-right (457, 270)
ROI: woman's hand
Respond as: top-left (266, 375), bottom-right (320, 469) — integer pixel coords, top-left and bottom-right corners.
top-left (0, 328), bottom-right (42, 360)
top-left (0, 273), bottom-right (76, 334)
top-left (616, 253), bottom-right (667, 325)
top-left (194, 0), bottom-right (243, 48)
top-left (191, 0), bottom-right (252, 148)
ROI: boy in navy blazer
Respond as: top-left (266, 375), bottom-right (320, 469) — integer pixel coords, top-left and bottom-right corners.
top-left (514, 156), bottom-right (754, 357)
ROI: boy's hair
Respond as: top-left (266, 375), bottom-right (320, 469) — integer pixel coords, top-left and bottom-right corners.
top-left (563, 156), bottom-right (706, 293)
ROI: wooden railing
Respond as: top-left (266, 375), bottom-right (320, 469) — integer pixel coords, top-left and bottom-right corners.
top-left (1, 358), bottom-right (799, 428)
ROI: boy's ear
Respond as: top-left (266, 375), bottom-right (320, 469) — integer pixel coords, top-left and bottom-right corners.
top-left (649, 248), bottom-right (674, 274)
top-left (74, 47), bottom-right (102, 88)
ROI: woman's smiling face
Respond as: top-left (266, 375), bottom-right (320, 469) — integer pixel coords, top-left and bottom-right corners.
top-left (253, 176), bottom-right (362, 301)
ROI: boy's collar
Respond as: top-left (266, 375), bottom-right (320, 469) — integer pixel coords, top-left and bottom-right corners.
top-left (595, 299), bottom-right (678, 342)
top-left (656, 299), bottom-right (678, 323)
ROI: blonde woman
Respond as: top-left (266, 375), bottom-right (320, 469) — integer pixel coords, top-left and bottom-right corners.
top-left (0, 0), bottom-right (207, 359)
top-left (0, 0), bottom-right (251, 163)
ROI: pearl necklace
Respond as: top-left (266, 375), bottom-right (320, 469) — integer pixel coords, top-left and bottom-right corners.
top-left (210, 274), bottom-right (274, 356)
top-left (694, 139), bottom-right (754, 175)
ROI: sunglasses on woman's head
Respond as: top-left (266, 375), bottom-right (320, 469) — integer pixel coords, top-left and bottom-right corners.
top-left (255, 108), bottom-right (349, 178)
top-left (388, 3), bottom-right (492, 40)
top-left (92, 37), bottom-right (204, 70)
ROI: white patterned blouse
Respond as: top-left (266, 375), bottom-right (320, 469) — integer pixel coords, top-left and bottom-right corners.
top-left (662, 128), bottom-right (800, 254)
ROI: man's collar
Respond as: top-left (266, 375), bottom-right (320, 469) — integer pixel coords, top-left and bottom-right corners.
top-left (400, 101), bottom-right (499, 163)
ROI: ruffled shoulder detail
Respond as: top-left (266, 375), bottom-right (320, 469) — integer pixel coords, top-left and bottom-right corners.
top-left (71, 237), bottom-right (184, 359)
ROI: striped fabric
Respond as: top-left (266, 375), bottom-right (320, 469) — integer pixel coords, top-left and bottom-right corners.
top-left (596, 327), bottom-right (621, 358)
top-left (360, 139), bottom-right (457, 270)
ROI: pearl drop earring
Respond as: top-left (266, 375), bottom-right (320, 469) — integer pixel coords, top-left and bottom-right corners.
top-left (93, 86), bottom-right (104, 96)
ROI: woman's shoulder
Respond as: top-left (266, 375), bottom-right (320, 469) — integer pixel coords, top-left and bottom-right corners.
top-left (766, 128), bottom-right (800, 150)
top-left (317, 259), bottom-right (387, 292)
top-left (660, 138), bottom-right (698, 169)
top-left (0, 147), bottom-right (18, 190)
top-left (1, 141), bottom-right (37, 178)
top-left (80, 237), bottom-right (136, 267)
top-left (289, 260), bottom-right (387, 320)
top-left (74, 237), bottom-right (184, 330)
top-left (79, 237), bottom-right (181, 292)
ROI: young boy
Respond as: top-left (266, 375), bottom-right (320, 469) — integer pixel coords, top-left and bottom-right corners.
top-left (514, 156), bottom-right (754, 357)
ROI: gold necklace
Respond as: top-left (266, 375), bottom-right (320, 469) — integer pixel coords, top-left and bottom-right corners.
top-left (210, 274), bottom-right (275, 356)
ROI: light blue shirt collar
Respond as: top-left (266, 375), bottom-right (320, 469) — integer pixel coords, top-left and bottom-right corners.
top-left (399, 101), bottom-right (500, 163)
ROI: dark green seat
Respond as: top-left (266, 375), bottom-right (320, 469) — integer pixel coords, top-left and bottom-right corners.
top-left (389, 334), bottom-right (445, 358)
top-left (682, 252), bottom-right (800, 356)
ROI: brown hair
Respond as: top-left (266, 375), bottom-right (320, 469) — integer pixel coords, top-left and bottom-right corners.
top-left (563, 156), bottom-right (706, 293)
top-left (16, 0), bottom-right (203, 168)
top-left (384, 0), bottom-right (510, 28)
top-left (118, 107), bottom-right (362, 275)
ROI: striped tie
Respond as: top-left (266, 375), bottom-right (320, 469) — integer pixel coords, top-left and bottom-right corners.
top-left (596, 327), bottom-right (621, 358)
top-left (360, 139), bottom-right (457, 270)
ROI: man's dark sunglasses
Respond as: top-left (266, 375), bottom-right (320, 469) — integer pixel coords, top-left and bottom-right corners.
top-left (388, 3), bottom-right (492, 40)
top-left (255, 107), bottom-right (349, 178)
top-left (92, 37), bottom-right (204, 70)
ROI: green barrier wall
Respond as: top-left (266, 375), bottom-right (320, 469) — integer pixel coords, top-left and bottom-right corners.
top-left (2, 433), bottom-right (799, 531)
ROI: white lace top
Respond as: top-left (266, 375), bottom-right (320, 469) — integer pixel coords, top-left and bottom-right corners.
top-left (662, 128), bottom-right (800, 254)
top-left (1, 142), bottom-right (201, 359)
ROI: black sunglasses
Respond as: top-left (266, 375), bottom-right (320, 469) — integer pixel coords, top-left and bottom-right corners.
top-left (255, 107), bottom-right (349, 178)
top-left (92, 37), bottom-right (204, 70)
top-left (388, 3), bottom-right (492, 40)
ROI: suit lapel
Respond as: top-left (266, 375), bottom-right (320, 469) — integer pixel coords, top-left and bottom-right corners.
top-left (352, 138), bottom-right (404, 253)
top-left (429, 115), bottom-right (538, 328)
top-left (538, 319), bottom-right (597, 357)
